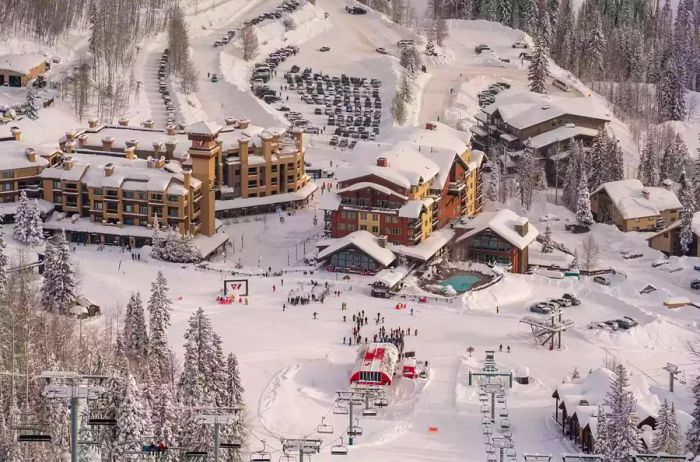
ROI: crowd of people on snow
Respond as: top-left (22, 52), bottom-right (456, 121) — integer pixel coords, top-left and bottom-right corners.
top-left (286, 280), bottom-right (333, 306)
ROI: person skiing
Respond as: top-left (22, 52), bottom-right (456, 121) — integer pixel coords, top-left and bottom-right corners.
top-left (343, 315), bottom-right (346, 322)
top-left (410, 308), bottom-right (414, 316)
top-left (343, 336), bottom-right (346, 344)
top-left (507, 345), bottom-right (511, 353)
top-left (283, 304), bottom-right (286, 311)
top-left (499, 344), bottom-right (503, 352)
top-left (313, 312), bottom-right (318, 319)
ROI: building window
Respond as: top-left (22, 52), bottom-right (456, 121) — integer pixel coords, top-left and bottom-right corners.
top-left (372, 226), bottom-right (379, 233)
top-left (248, 180), bottom-right (257, 189)
top-left (360, 225), bottom-right (367, 230)
top-left (168, 207), bottom-right (179, 217)
top-left (2, 183), bottom-right (11, 191)
top-left (53, 180), bottom-right (60, 189)
top-left (94, 188), bottom-right (103, 196)
top-left (372, 213), bottom-right (379, 220)
top-left (2, 170), bottom-right (12, 179)
top-left (151, 193), bottom-right (163, 202)
top-left (167, 194), bottom-right (179, 202)
top-left (360, 213), bottom-right (368, 220)
top-left (248, 167), bottom-right (257, 176)
top-left (53, 193), bottom-right (62, 204)
top-left (339, 223), bottom-right (346, 231)
top-left (95, 202), bottom-right (103, 210)
top-left (271, 165), bottom-right (278, 172)
top-left (124, 204), bottom-right (133, 213)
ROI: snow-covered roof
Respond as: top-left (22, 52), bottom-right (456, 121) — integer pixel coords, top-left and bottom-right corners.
top-left (0, 198), bottom-right (54, 217)
top-left (592, 179), bottom-right (681, 219)
top-left (373, 266), bottom-right (410, 288)
top-left (483, 91), bottom-right (611, 130)
top-left (70, 126), bottom-right (190, 159)
top-left (215, 180), bottom-right (317, 211)
top-left (337, 182), bottom-right (408, 200)
top-left (398, 199), bottom-right (429, 218)
top-left (0, 54), bottom-right (46, 74)
top-left (352, 342), bottom-right (399, 379)
top-left (527, 125), bottom-right (599, 150)
top-left (389, 228), bottom-right (455, 261)
top-left (650, 210), bottom-right (700, 240)
top-left (318, 190), bottom-right (342, 211)
top-left (185, 121), bottom-right (222, 136)
top-left (385, 123), bottom-right (471, 157)
top-left (317, 230), bottom-right (396, 267)
top-left (0, 141), bottom-right (50, 170)
top-left (455, 209), bottom-right (538, 250)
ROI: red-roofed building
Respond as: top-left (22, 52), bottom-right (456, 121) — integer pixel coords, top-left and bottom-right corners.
top-left (349, 343), bottom-right (399, 387)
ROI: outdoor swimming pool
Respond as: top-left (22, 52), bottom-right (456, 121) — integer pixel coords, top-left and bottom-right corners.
top-left (439, 273), bottom-right (482, 293)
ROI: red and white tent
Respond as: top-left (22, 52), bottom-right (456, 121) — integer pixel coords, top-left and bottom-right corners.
top-left (349, 343), bottom-right (399, 387)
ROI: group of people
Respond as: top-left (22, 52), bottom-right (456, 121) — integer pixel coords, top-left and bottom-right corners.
top-left (342, 309), bottom-right (372, 346)
top-left (142, 441), bottom-right (168, 454)
top-left (373, 326), bottom-right (415, 356)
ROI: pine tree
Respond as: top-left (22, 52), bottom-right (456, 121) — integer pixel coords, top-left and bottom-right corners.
top-left (679, 170), bottom-right (695, 255)
top-left (399, 45), bottom-right (421, 76)
top-left (687, 373), bottom-right (700, 454)
top-left (638, 131), bottom-right (660, 186)
top-left (12, 190), bottom-right (30, 244)
top-left (610, 137), bottom-right (625, 182)
top-left (517, 140), bottom-right (538, 209)
top-left (178, 308), bottom-right (224, 406)
top-left (391, 91), bottom-right (408, 125)
top-left (151, 214), bottom-right (163, 260)
top-left (114, 371), bottom-right (152, 461)
top-left (40, 231), bottom-right (77, 314)
top-left (528, 0), bottom-right (550, 94)
top-left (0, 223), bottom-right (8, 304)
top-left (225, 353), bottom-right (245, 407)
top-left (399, 74), bottom-right (413, 104)
top-left (425, 40), bottom-right (437, 56)
top-left (603, 364), bottom-right (640, 461)
top-left (562, 141), bottom-right (584, 209)
top-left (653, 399), bottom-right (683, 454)
top-left (595, 405), bottom-right (612, 458)
top-left (541, 223), bottom-right (554, 253)
top-left (151, 384), bottom-right (179, 460)
top-left (576, 170), bottom-right (594, 226)
top-left (123, 292), bottom-right (149, 362)
top-left (587, 129), bottom-right (609, 189)
top-left (0, 411), bottom-right (22, 462)
top-left (148, 271), bottom-right (173, 383)
top-left (658, 53), bottom-right (687, 121)
top-left (661, 134), bottom-right (690, 183)
top-left (587, 11), bottom-right (606, 77)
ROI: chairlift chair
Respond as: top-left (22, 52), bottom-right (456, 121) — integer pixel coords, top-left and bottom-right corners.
top-left (362, 408), bottom-right (377, 417)
top-left (331, 438), bottom-right (348, 455)
top-left (317, 417), bottom-right (334, 434)
top-left (88, 409), bottom-right (117, 426)
top-left (220, 441), bottom-right (242, 449)
top-left (17, 430), bottom-right (52, 443)
top-left (348, 423), bottom-right (363, 437)
top-left (251, 441), bottom-right (272, 462)
top-left (279, 453), bottom-right (297, 462)
top-left (374, 398), bottom-right (388, 408)
top-left (184, 450), bottom-right (208, 459)
top-left (499, 409), bottom-right (509, 418)
top-left (333, 404), bottom-right (348, 415)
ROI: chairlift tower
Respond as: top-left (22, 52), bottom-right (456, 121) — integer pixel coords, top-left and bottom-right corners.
top-left (39, 371), bottom-right (109, 462)
top-left (334, 389), bottom-right (382, 446)
top-left (663, 363), bottom-right (681, 392)
top-left (281, 438), bottom-right (322, 462)
top-left (195, 408), bottom-right (241, 462)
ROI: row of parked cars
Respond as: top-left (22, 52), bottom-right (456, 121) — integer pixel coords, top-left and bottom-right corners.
top-left (588, 316), bottom-right (638, 331)
top-left (478, 81), bottom-right (511, 107)
top-left (283, 66), bottom-right (384, 141)
top-left (213, 30), bottom-right (236, 48)
top-left (156, 49), bottom-right (176, 126)
top-left (250, 45), bottom-right (299, 104)
top-left (245, 0), bottom-right (300, 26)
top-left (529, 293), bottom-right (581, 314)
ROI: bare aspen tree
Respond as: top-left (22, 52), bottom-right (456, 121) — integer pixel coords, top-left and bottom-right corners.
top-left (581, 234), bottom-right (600, 270)
top-left (241, 24), bottom-right (259, 62)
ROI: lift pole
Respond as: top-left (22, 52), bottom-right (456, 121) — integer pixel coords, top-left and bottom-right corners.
top-left (663, 363), bottom-right (680, 392)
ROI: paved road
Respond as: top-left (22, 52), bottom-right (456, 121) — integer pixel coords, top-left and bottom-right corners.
top-left (139, 48), bottom-right (183, 128)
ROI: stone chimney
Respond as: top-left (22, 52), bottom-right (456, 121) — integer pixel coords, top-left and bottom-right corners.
top-left (164, 138), bottom-right (177, 160)
top-left (10, 127), bottom-right (21, 141)
top-left (642, 188), bottom-right (651, 200)
top-left (183, 168), bottom-right (192, 190)
top-left (513, 217), bottom-right (529, 237)
top-left (142, 119), bottom-right (154, 128)
top-left (156, 156), bottom-right (166, 168)
top-left (118, 117), bottom-right (129, 127)
top-left (261, 133), bottom-right (273, 162)
top-left (661, 179), bottom-right (673, 190)
top-left (63, 156), bottom-right (75, 170)
top-left (238, 119), bottom-right (250, 129)
top-left (104, 163), bottom-right (115, 177)
top-left (153, 141), bottom-right (163, 157)
top-left (88, 117), bottom-right (99, 129)
top-left (125, 146), bottom-right (136, 160)
top-left (377, 235), bottom-right (388, 248)
top-left (102, 136), bottom-right (115, 151)
top-left (166, 125), bottom-right (177, 136)
top-left (125, 139), bottom-right (138, 149)
top-left (146, 156), bottom-right (156, 168)
top-left (238, 137), bottom-right (250, 165)
top-left (376, 156), bottom-right (388, 167)
top-left (77, 134), bottom-right (89, 148)
top-left (225, 117), bottom-right (238, 126)
top-left (65, 140), bottom-right (75, 153)
top-left (25, 148), bottom-right (37, 162)
top-left (66, 130), bottom-right (77, 141)
top-left (292, 127), bottom-right (303, 149)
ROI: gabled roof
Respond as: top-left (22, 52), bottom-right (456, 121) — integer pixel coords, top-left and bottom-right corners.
top-left (336, 182), bottom-right (408, 200)
top-left (592, 179), bottom-right (681, 220)
top-left (185, 121), bottom-right (222, 136)
top-left (455, 209), bottom-right (538, 250)
top-left (527, 125), bottom-right (599, 150)
top-left (0, 54), bottom-right (46, 74)
top-left (317, 230), bottom-right (396, 267)
top-left (648, 211), bottom-right (700, 241)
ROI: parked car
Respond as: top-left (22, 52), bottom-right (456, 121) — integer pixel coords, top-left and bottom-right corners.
top-left (529, 304), bottom-right (552, 314)
top-left (519, 52), bottom-right (532, 61)
top-left (211, 74), bottom-right (218, 82)
top-left (594, 275), bottom-right (611, 286)
top-left (562, 293), bottom-right (581, 305)
top-left (474, 44), bottom-right (490, 53)
top-left (552, 78), bottom-right (571, 92)
top-left (376, 47), bottom-right (387, 54)
top-left (319, 46), bottom-right (331, 52)
top-left (512, 41), bottom-right (529, 48)
top-left (651, 259), bottom-right (669, 268)
top-left (691, 279), bottom-right (700, 290)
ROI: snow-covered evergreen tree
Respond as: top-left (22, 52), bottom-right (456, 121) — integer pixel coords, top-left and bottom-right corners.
top-left (687, 373), bottom-right (700, 454)
top-left (638, 131), bottom-right (660, 186)
top-left (679, 173), bottom-right (695, 255)
top-left (40, 231), bottom-right (77, 314)
top-left (123, 292), bottom-right (149, 362)
top-left (178, 307), bottom-right (223, 406)
top-left (425, 40), bottom-right (437, 56)
top-left (151, 227), bottom-right (201, 264)
top-left (151, 384), bottom-right (179, 460)
top-left (576, 170), bottom-right (594, 226)
top-left (562, 141), bottom-right (584, 210)
top-left (12, 191), bottom-right (43, 246)
top-left (587, 11), bottom-right (606, 76)
top-left (399, 45), bottom-right (421, 76)
top-left (587, 129), bottom-right (609, 189)
top-left (151, 214), bottom-right (163, 260)
top-left (27, 199), bottom-right (44, 246)
top-left (399, 74), bottom-right (413, 104)
top-left (148, 271), bottom-right (173, 383)
top-left (603, 364), bottom-right (640, 461)
top-left (653, 399), bottom-right (683, 454)
top-left (610, 136), bottom-right (625, 182)
top-left (528, 0), bottom-right (550, 94)
top-left (225, 353), bottom-right (245, 407)
top-left (391, 91), bottom-right (408, 125)
top-left (0, 410), bottom-right (22, 462)
top-left (541, 224), bottom-right (554, 253)
top-left (114, 371), bottom-right (152, 461)
top-left (661, 134), bottom-right (690, 183)
top-left (517, 140), bottom-right (538, 209)
top-left (595, 405), bottom-right (612, 459)
top-left (658, 53), bottom-right (687, 121)
top-left (0, 223), bottom-right (8, 304)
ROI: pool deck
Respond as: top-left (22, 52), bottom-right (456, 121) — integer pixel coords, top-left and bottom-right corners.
top-left (420, 266), bottom-right (493, 294)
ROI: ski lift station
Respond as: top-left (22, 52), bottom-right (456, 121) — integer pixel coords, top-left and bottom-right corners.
top-left (349, 343), bottom-right (399, 387)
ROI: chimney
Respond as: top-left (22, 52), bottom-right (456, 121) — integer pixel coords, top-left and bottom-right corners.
top-left (156, 156), bottom-right (166, 168)
top-left (183, 168), bottom-right (192, 190)
top-left (166, 125), bottom-right (177, 136)
top-left (146, 156), bottom-right (156, 168)
top-left (104, 163), bottom-right (114, 177)
top-left (118, 117), bottom-right (129, 127)
top-left (65, 140), bottom-right (75, 153)
top-left (661, 179), bottom-right (673, 190)
top-left (376, 156), bottom-right (388, 167)
top-left (261, 133), bottom-right (273, 162)
top-left (65, 130), bottom-right (77, 141)
top-left (25, 148), bottom-right (37, 162)
top-left (125, 139), bottom-right (138, 149)
top-left (164, 138), bottom-right (177, 160)
top-left (377, 235), bottom-right (388, 248)
top-left (225, 117), bottom-right (238, 126)
top-left (642, 188), bottom-right (651, 200)
top-left (291, 127), bottom-right (303, 149)
top-left (513, 217), bottom-right (529, 237)
top-left (238, 137), bottom-right (249, 165)
top-left (142, 119), bottom-right (155, 128)
top-left (153, 141), bottom-right (163, 157)
top-left (125, 146), bottom-right (136, 160)
top-left (88, 117), bottom-right (99, 129)
top-left (10, 127), bottom-right (21, 141)
top-left (102, 136), bottom-right (115, 151)
top-left (238, 119), bottom-right (250, 129)
top-left (77, 134), bottom-right (89, 148)
top-left (63, 156), bottom-right (75, 170)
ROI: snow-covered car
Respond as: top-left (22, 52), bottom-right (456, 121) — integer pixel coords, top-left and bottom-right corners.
top-left (538, 214), bottom-right (560, 222)
top-left (211, 74), bottom-right (218, 82)
top-left (593, 275), bottom-right (611, 286)
top-left (562, 293), bottom-right (581, 305)
top-left (623, 253), bottom-right (643, 260)
top-left (474, 44), bottom-right (490, 53)
top-left (376, 47), bottom-right (387, 54)
top-left (277, 105), bottom-right (291, 112)
top-left (304, 127), bottom-right (321, 134)
top-left (529, 304), bottom-right (551, 314)
top-left (319, 46), bottom-right (331, 52)
top-left (690, 279), bottom-right (700, 290)
top-left (512, 41), bottom-right (529, 48)
top-left (554, 298), bottom-right (572, 307)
